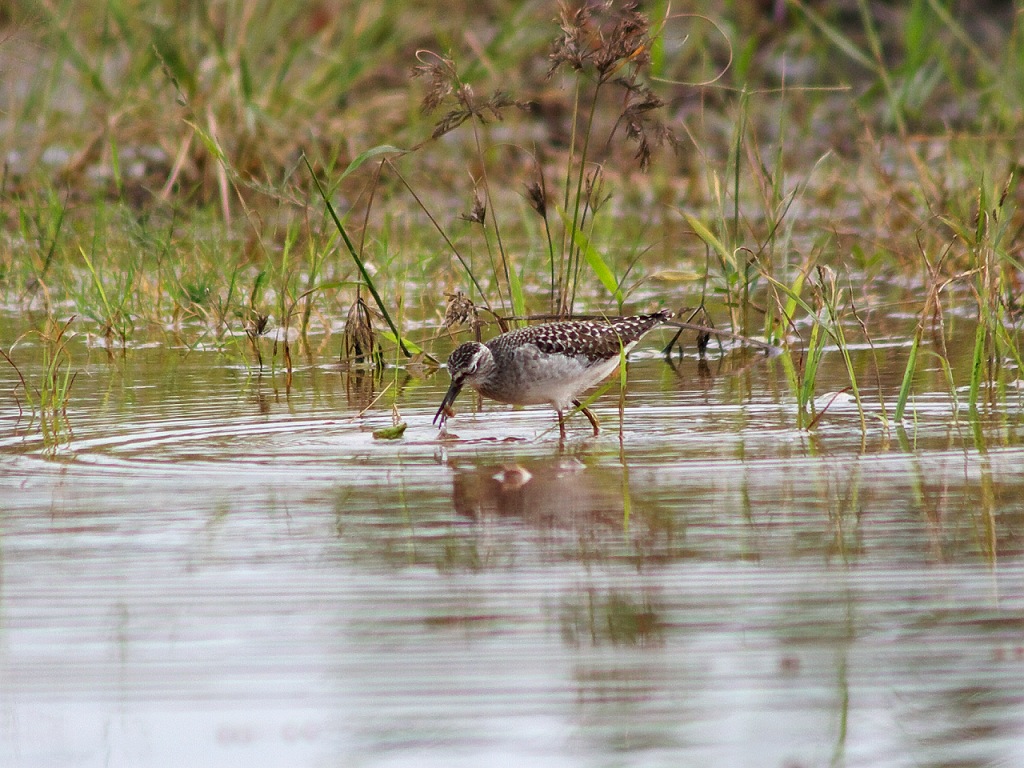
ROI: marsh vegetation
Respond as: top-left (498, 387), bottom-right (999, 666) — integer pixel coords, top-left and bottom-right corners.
top-left (2, 1), bottom-right (1022, 422)
top-left (2, 2), bottom-right (1024, 766)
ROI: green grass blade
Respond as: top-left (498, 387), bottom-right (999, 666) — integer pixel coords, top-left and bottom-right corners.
top-left (303, 153), bottom-right (411, 358)
top-left (782, 267), bottom-right (809, 327)
top-left (684, 213), bottom-right (732, 266)
top-left (761, 271), bottom-right (817, 318)
top-left (968, 319), bottom-right (987, 411)
top-left (831, 320), bottom-right (866, 432)
top-left (508, 263), bottom-right (527, 324)
top-left (78, 246), bottom-right (113, 320)
top-left (789, 0), bottom-right (874, 69)
top-left (185, 120), bottom-right (226, 164)
top-left (800, 318), bottom-right (824, 412)
top-left (894, 332), bottom-right (920, 422)
top-left (923, 0), bottom-right (992, 73)
top-left (249, 269), bottom-right (269, 305)
top-left (923, 349), bottom-right (960, 422)
top-left (378, 330), bottom-right (430, 358)
top-left (560, 211), bottom-right (623, 304)
top-left (338, 145), bottom-right (406, 182)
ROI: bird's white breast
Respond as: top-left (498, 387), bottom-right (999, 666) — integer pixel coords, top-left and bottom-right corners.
top-left (501, 343), bottom-right (632, 410)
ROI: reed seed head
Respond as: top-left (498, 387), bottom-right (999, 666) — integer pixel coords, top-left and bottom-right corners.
top-left (443, 291), bottom-right (478, 330)
top-left (343, 297), bottom-right (380, 367)
top-left (549, 2), bottom-right (652, 80)
top-left (548, 2), bottom-right (675, 171)
top-left (525, 180), bottom-right (547, 218)
top-left (414, 51), bottom-right (528, 140)
top-left (612, 77), bottom-right (678, 171)
top-left (412, 50), bottom-right (459, 113)
top-left (460, 188), bottom-right (487, 224)
top-left (585, 166), bottom-right (609, 213)
top-left (245, 310), bottom-right (270, 339)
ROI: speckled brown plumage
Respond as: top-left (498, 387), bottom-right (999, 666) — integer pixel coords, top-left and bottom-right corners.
top-left (435, 310), bottom-right (673, 437)
top-left (487, 312), bottom-right (672, 361)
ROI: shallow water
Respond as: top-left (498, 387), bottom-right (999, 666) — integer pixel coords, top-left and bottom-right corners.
top-left (2, 330), bottom-right (1024, 768)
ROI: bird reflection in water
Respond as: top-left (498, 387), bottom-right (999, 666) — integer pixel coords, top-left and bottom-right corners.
top-left (450, 457), bottom-right (626, 529)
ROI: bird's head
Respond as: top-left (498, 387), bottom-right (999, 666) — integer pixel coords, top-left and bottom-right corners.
top-left (433, 341), bottom-right (494, 427)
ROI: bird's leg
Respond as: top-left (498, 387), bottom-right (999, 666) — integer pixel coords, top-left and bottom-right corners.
top-left (557, 409), bottom-right (567, 439)
top-left (573, 399), bottom-right (600, 435)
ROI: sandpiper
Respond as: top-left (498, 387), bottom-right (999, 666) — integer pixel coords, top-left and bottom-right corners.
top-left (434, 310), bottom-right (673, 437)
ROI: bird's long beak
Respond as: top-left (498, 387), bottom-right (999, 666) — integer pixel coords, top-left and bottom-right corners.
top-left (433, 378), bottom-right (463, 427)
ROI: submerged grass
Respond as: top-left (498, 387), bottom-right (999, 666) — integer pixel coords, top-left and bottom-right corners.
top-left (2, 316), bottom-right (77, 448)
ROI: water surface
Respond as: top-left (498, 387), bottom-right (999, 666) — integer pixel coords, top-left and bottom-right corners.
top-left (2, 331), bottom-right (1023, 767)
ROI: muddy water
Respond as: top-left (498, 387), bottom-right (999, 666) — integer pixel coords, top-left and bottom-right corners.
top-left (1, 330), bottom-right (1023, 767)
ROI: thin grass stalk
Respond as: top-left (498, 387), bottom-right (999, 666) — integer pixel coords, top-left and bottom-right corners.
top-left (978, 462), bottom-right (998, 565)
top-left (478, 215), bottom-right (508, 313)
top-left (215, 259), bottom-right (242, 340)
top-left (928, 350), bottom-right (961, 423)
top-left (299, 203), bottom-right (338, 341)
top-left (544, 210), bottom-right (557, 315)
top-left (800, 314), bottom-right (826, 422)
top-left (617, 338), bottom-right (628, 441)
top-left (279, 226), bottom-right (299, 376)
top-left (0, 346), bottom-right (29, 419)
top-left (37, 190), bottom-right (67, 283)
top-left (968, 224), bottom-right (1001, 413)
top-left (569, 182), bottom-right (599, 313)
top-left (894, 271), bottom-right (946, 422)
top-left (563, 83), bottom-right (603, 316)
top-left (507, 261), bottom-right (526, 324)
top-left (731, 92), bottom-right (748, 335)
top-left (385, 159), bottom-right (491, 312)
top-left (775, 347), bottom-right (803, 426)
top-left (558, 81), bottom-right (582, 315)
top-left (303, 154), bottom-right (411, 357)
top-left (968, 314), bottom-right (988, 412)
top-left (619, 455), bottom-right (632, 531)
top-left (894, 329), bottom-right (921, 423)
top-left (529, 166), bottom-right (557, 315)
top-left (816, 269), bottom-right (865, 431)
top-left (471, 123), bottom-right (512, 309)
top-left (40, 336), bottom-right (57, 438)
top-left (38, 316), bottom-right (76, 445)
top-left (301, 232), bottom-right (329, 339)
top-left (826, 304), bottom-right (866, 434)
top-left (569, 88), bottom-right (603, 311)
top-left (761, 268), bottom-right (819, 427)
top-left (564, 214), bottom-right (624, 307)
top-left (732, 97), bottom-right (745, 255)
top-left (854, 0), bottom-right (907, 137)
top-left (844, 282), bottom-right (890, 434)
top-left (78, 246), bottom-right (112, 323)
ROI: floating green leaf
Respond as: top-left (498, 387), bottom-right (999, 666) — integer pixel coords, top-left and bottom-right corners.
top-left (373, 422), bottom-right (408, 440)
